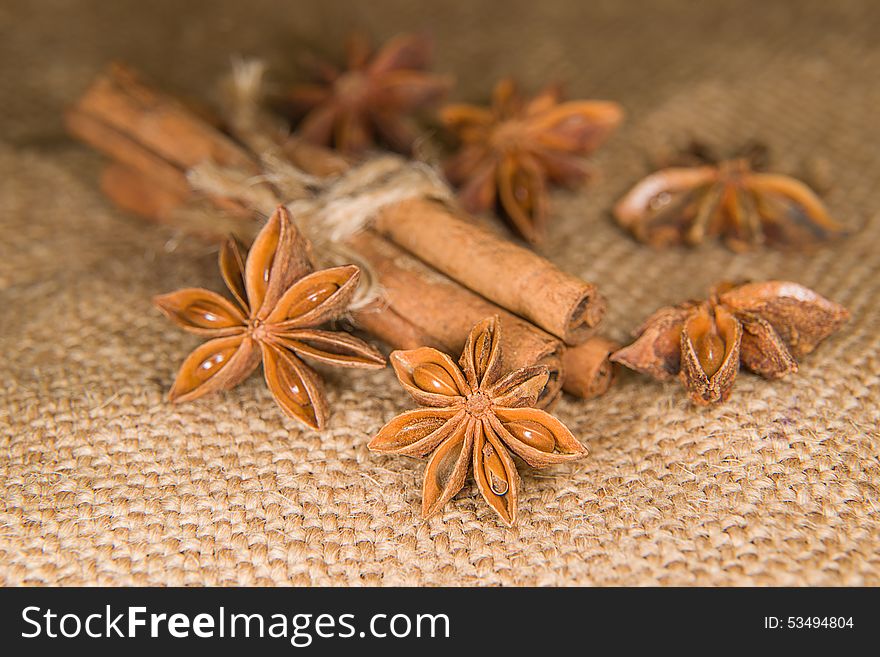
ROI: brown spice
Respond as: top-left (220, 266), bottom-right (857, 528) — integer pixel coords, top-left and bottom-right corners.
top-left (99, 162), bottom-right (253, 239)
top-left (561, 336), bottom-right (620, 399)
top-left (374, 197), bottom-right (605, 345)
top-left (154, 206), bottom-right (385, 429)
top-left (66, 62), bottom-right (256, 172)
top-left (614, 156), bottom-right (845, 251)
top-left (285, 33), bottom-right (452, 155)
top-left (442, 78), bottom-right (623, 243)
top-left (348, 232), bottom-right (565, 407)
top-left (611, 281), bottom-right (849, 404)
top-left (369, 316), bottom-right (587, 525)
top-left (65, 63), bottom-right (260, 225)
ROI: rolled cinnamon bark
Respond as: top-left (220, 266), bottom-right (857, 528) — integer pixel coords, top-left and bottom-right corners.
top-left (67, 65), bottom-right (259, 226)
top-left (374, 198), bottom-right (605, 345)
top-left (280, 137), bottom-right (606, 346)
top-left (101, 163), bottom-right (187, 224)
top-left (348, 232), bottom-right (565, 406)
top-left (281, 137), bottom-right (352, 178)
top-left (65, 62), bottom-right (256, 172)
top-left (561, 336), bottom-right (619, 400)
top-left (349, 302), bottom-right (437, 351)
top-left (100, 163), bottom-right (254, 239)
top-left (67, 109), bottom-right (194, 198)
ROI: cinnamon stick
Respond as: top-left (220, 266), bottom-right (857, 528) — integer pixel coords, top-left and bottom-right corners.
top-left (374, 198), bottom-right (605, 345)
top-left (281, 137), bottom-right (352, 178)
top-left (98, 156), bottom-right (567, 404)
top-left (561, 336), bottom-right (619, 400)
top-left (348, 232), bottom-right (565, 406)
top-left (101, 163), bottom-right (187, 224)
top-left (65, 62), bottom-right (256, 172)
top-left (66, 108), bottom-right (194, 198)
top-left (348, 302), bottom-right (435, 351)
top-left (66, 64), bottom-right (262, 226)
top-left (279, 136), bottom-right (607, 346)
top-left (101, 162), bottom-right (255, 239)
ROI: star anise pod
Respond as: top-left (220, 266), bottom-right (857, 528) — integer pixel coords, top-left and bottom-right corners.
top-left (611, 281), bottom-right (849, 405)
top-left (285, 32), bottom-right (452, 155)
top-left (153, 206), bottom-right (386, 429)
top-left (614, 149), bottom-right (845, 251)
top-left (441, 78), bottom-right (623, 243)
top-left (369, 316), bottom-right (587, 525)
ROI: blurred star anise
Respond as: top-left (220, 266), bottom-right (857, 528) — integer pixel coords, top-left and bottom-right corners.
top-left (154, 206), bottom-right (385, 429)
top-left (369, 316), bottom-right (587, 525)
top-left (611, 281), bottom-right (849, 405)
top-left (614, 144), bottom-right (845, 251)
top-left (442, 78), bottom-right (623, 243)
top-left (285, 33), bottom-right (452, 155)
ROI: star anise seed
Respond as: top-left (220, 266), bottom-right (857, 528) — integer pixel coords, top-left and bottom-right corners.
top-left (611, 281), bottom-right (849, 405)
top-left (154, 206), bottom-right (386, 429)
top-left (369, 316), bottom-right (588, 526)
top-left (442, 78), bottom-right (623, 244)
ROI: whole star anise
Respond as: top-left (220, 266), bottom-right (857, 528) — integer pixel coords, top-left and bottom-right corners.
top-left (153, 206), bottom-right (385, 429)
top-left (441, 78), bottom-right (623, 243)
top-left (614, 149), bottom-right (845, 251)
top-left (369, 316), bottom-right (587, 525)
top-left (611, 281), bottom-right (849, 405)
top-left (285, 33), bottom-right (452, 155)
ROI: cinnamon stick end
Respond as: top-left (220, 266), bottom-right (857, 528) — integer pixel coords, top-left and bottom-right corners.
top-left (564, 287), bottom-right (607, 344)
top-left (562, 336), bottom-right (620, 399)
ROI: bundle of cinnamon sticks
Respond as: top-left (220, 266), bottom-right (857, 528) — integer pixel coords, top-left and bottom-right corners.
top-left (65, 63), bottom-right (618, 406)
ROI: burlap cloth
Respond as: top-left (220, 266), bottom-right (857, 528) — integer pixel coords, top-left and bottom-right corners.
top-left (1, 0), bottom-right (878, 586)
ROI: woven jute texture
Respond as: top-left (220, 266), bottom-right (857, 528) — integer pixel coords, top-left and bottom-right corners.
top-left (2, 0), bottom-right (879, 586)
